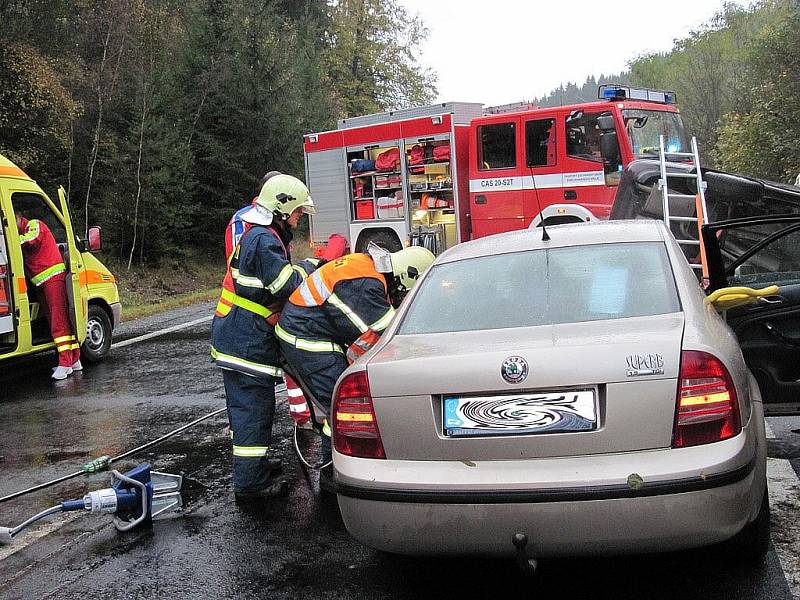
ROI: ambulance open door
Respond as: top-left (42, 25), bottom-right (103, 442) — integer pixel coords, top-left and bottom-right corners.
top-left (57, 187), bottom-right (87, 346)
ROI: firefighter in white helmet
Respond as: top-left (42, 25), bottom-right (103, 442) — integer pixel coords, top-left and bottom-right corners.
top-left (276, 244), bottom-right (435, 489)
top-left (211, 174), bottom-right (321, 501)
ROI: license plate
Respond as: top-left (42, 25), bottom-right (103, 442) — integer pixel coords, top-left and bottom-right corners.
top-left (443, 390), bottom-right (597, 437)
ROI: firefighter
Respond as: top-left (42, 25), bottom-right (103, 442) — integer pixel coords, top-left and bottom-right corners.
top-left (15, 211), bottom-right (81, 380)
top-left (211, 174), bottom-right (319, 500)
top-left (276, 245), bottom-right (435, 481)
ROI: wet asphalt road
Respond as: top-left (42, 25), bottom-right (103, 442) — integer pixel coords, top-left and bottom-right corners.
top-left (0, 302), bottom-right (796, 599)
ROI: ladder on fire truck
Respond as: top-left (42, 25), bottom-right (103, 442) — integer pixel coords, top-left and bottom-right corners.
top-left (658, 134), bottom-right (709, 275)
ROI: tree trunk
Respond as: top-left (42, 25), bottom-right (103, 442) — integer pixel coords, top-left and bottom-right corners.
top-left (66, 119), bottom-right (74, 203)
top-left (84, 24), bottom-right (113, 238)
top-left (128, 85), bottom-right (147, 270)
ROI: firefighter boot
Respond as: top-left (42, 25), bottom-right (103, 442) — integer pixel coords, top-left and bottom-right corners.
top-left (234, 479), bottom-right (289, 502)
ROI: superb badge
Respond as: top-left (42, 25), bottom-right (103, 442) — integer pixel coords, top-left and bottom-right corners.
top-left (501, 356), bottom-right (529, 384)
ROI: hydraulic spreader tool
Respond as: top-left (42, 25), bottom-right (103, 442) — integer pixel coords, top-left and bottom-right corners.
top-left (0, 464), bottom-right (182, 545)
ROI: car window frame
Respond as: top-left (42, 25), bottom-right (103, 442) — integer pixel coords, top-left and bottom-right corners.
top-left (477, 122), bottom-right (517, 171)
top-left (9, 190), bottom-right (68, 245)
top-left (703, 215), bottom-right (800, 291)
top-left (524, 117), bottom-right (557, 168)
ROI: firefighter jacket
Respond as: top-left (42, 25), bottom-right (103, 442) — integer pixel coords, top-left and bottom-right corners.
top-left (276, 254), bottom-right (396, 358)
top-left (17, 218), bottom-right (67, 286)
top-left (211, 222), bottom-right (318, 379)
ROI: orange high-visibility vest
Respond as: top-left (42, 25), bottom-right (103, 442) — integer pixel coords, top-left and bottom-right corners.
top-left (288, 254), bottom-right (385, 308)
top-left (215, 224), bottom-right (287, 319)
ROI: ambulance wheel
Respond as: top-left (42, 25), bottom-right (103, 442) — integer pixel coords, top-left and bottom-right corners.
top-left (82, 304), bottom-right (112, 363)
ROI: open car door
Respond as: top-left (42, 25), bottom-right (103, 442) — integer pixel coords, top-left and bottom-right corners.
top-left (703, 215), bottom-right (800, 415)
top-left (57, 186), bottom-right (87, 346)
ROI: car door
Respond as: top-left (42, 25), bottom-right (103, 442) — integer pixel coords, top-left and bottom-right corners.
top-left (703, 215), bottom-right (800, 415)
top-left (469, 117), bottom-right (524, 237)
top-left (57, 186), bottom-right (88, 345)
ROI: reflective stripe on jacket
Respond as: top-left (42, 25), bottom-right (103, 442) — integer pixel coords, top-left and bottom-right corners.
top-left (211, 222), bottom-right (319, 377)
top-left (279, 253), bottom-right (395, 352)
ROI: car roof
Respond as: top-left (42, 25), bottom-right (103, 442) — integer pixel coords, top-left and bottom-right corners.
top-left (437, 220), bottom-right (669, 264)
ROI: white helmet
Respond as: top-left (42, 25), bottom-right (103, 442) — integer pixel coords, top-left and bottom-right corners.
top-left (242, 174), bottom-right (315, 225)
top-left (389, 246), bottom-right (435, 291)
top-left (256, 174), bottom-right (315, 218)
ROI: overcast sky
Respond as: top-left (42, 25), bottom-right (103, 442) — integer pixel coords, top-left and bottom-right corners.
top-left (400, 0), bottom-right (747, 106)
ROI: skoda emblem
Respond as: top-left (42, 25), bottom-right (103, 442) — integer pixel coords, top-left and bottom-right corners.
top-left (501, 356), bottom-right (529, 384)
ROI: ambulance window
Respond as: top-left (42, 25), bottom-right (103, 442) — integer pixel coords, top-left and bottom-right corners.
top-left (525, 119), bottom-right (556, 167)
top-left (10, 193), bottom-right (67, 244)
top-left (478, 123), bottom-right (516, 170)
top-left (565, 112), bottom-right (602, 162)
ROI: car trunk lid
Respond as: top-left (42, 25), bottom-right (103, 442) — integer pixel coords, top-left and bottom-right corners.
top-left (367, 312), bottom-right (684, 460)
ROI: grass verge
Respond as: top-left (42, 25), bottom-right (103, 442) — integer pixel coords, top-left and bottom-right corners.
top-left (100, 232), bottom-right (313, 322)
top-left (122, 288), bottom-right (220, 320)
top-left (99, 255), bottom-right (223, 322)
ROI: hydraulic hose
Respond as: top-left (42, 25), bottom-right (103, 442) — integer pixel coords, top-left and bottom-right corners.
top-left (0, 406), bottom-right (227, 505)
top-left (292, 424), bottom-right (332, 470)
top-left (9, 505), bottom-right (63, 537)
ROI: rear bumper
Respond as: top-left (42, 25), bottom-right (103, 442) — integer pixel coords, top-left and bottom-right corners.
top-left (334, 426), bottom-right (766, 557)
top-left (336, 457), bottom-right (755, 504)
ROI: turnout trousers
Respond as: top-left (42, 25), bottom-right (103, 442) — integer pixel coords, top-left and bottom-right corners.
top-left (278, 342), bottom-right (348, 462)
top-left (222, 369), bottom-right (280, 493)
top-left (40, 274), bottom-right (80, 367)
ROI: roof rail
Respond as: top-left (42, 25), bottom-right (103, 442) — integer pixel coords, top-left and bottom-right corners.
top-left (483, 102), bottom-right (537, 115)
top-left (598, 85), bottom-right (676, 104)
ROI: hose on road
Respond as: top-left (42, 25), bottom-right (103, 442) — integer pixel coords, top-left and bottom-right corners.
top-left (0, 406), bottom-right (227, 505)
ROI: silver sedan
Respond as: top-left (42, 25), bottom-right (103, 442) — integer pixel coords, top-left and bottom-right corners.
top-left (329, 220), bottom-right (769, 565)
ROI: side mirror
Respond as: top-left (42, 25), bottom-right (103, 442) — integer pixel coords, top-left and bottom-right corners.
top-left (596, 114), bottom-right (615, 132)
top-left (88, 226), bottom-right (102, 252)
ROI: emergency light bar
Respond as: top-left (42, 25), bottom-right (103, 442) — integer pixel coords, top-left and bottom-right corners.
top-left (598, 85), bottom-right (676, 104)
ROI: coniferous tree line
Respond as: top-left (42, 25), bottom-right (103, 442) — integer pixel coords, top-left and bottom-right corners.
top-left (2, 0), bottom-right (797, 271)
top-left (535, 1), bottom-right (799, 185)
top-left (627, 0), bottom-right (799, 183)
top-left (0, 0), bottom-right (436, 266)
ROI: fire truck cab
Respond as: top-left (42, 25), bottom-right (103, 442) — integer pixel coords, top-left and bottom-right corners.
top-left (470, 85), bottom-right (688, 237)
top-left (0, 154), bottom-right (121, 367)
top-left (302, 85), bottom-right (689, 253)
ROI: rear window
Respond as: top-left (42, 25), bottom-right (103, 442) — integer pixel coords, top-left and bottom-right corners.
top-left (399, 242), bottom-right (680, 334)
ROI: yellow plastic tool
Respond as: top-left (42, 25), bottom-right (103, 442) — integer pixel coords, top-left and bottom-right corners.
top-left (704, 285), bottom-right (780, 312)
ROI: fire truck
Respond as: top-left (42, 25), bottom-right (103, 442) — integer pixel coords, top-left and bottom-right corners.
top-left (303, 85), bottom-right (690, 254)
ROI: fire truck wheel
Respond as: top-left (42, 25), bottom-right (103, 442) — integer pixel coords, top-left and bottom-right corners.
top-left (82, 304), bottom-right (112, 363)
top-left (356, 230), bottom-right (403, 253)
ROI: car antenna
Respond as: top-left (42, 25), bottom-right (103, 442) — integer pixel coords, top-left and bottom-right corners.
top-left (529, 162), bottom-right (550, 242)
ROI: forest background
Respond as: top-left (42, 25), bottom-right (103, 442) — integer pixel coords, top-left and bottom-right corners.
top-left (0, 0), bottom-right (798, 308)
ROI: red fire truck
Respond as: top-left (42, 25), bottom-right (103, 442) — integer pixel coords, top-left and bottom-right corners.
top-left (303, 85), bottom-right (690, 254)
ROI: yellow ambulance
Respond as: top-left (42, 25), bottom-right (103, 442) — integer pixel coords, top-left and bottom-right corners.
top-left (0, 153), bottom-right (120, 365)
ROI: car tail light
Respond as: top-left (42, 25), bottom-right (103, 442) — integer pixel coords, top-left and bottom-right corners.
top-left (332, 370), bottom-right (385, 459)
top-left (672, 350), bottom-right (741, 448)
